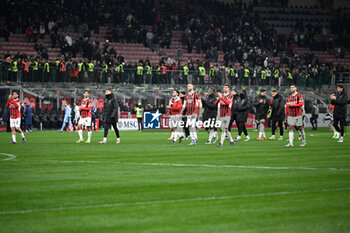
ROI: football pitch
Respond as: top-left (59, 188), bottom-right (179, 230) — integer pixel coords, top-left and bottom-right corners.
top-left (0, 128), bottom-right (349, 233)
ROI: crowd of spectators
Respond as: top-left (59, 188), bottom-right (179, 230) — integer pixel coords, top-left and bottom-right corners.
top-left (1, 0), bottom-right (350, 80)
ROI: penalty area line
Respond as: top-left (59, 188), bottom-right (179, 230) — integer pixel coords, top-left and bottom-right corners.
top-left (0, 187), bottom-right (349, 215)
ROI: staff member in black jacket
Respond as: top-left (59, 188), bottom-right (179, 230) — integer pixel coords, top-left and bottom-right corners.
top-left (253, 89), bottom-right (270, 140)
top-left (228, 89), bottom-right (238, 133)
top-left (269, 89), bottom-right (285, 140)
top-left (330, 85), bottom-right (348, 143)
top-left (234, 90), bottom-right (251, 142)
top-left (179, 91), bottom-right (190, 141)
top-left (202, 88), bottom-right (218, 144)
top-left (99, 89), bottom-right (120, 144)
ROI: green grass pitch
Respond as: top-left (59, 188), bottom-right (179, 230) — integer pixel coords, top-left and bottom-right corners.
top-left (0, 128), bottom-right (349, 233)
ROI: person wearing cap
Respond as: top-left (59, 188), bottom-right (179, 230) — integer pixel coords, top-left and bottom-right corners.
top-left (269, 89), bottom-right (285, 140)
top-left (330, 85), bottom-right (348, 143)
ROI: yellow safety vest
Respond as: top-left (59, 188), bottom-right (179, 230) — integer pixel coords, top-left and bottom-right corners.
top-left (137, 66), bottom-right (143, 75)
top-left (136, 107), bottom-right (143, 118)
top-left (102, 64), bottom-right (108, 73)
top-left (78, 62), bottom-right (84, 72)
top-left (209, 68), bottom-right (215, 76)
top-left (183, 66), bottom-right (189, 75)
top-left (117, 64), bottom-right (124, 73)
top-left (33, 61), bottom-right (38, 70)
top-left (274, 70), bottom-right (279, 78)
top-left (199, 67), bottom-right (205, 76)
top-left (12, 61), bottom-right (18, 72)
top-left (261, 70), bottom-right (266, 79)
top-left (244, 68), bottom-right (250, 78)
top-left (229, 68), bottom-right (235, 77)
top-left (146, 65), bottom-right (152, 75)
top-left (88, 63), bottom-right (94, 72)
top-left (44, 62), bottom-right (50, 72)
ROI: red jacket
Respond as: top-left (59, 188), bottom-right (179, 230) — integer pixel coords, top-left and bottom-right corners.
top-left (168, 97), bottom-right (182, 115)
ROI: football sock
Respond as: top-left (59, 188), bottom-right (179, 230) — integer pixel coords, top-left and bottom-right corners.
top-left (220, 131), bottom-right (226, 144)
top-left (259, 124), bottom-right (264, 138)
top-left (208, 130), bottom-right (213, 142)
top-left (20, 132), bottom-right (25, 139)
top-left (103, 137), bottom-right (107, 142)
top-left (69, 122), bottom-right (73, 131)
top-left (171, 131), bottom-right (175, 139)
top-left (329, 124), bottom-right (336, 133)
top-left (88, 131), bottom-right (92, 140)
top-left (78, 130), bottom-right (83, 140)
top-left (261, 124), bottom-right (266, 137)
top-left (193, 131), bottom-right (198, 140)
top-left (298, 130), bottom-right (302, 137)
top-left (173, 132), bottom-right (178, 141)
top-left (61, 122), bottom-right (67, 131)
top-left (189, 131), bottom-right (194, 139)
top-left (301, 129), bottom-right (306, 143)
top-left (289, 129), bottom-right (294, 144)
top-left (226, 129), bottom-right (234, 142)
top-left (12, 135), bottom-right (16, 142)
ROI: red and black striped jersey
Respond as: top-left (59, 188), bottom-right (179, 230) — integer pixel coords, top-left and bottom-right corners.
top-left (80, 98), bottom-right (92, 118)
top-left (6, 98), bottom-right (21, 119)
top-left (215, 93), bottom-right (232, 117)
top-left (185, 91), bottom-right (200, 115)
top-left (286, 92), bottom-right (304, 117)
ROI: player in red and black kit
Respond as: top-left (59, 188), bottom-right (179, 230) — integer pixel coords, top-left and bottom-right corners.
top-left (76, 90), bottom-right (93, 143)
top-left (6, 91), bottom-right (26, 144)
top-left (285, 85), bottom-right (306, 147)
top-left (167, 90), bottom-right (183, 143)
top-left (180, 84), bottom-right (202, 145)
top-left (215, 84), bottom-right (234, 147)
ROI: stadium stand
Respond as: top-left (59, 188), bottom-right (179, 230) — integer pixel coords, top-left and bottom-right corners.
top-left (0, 0), bottom-right (349, 129)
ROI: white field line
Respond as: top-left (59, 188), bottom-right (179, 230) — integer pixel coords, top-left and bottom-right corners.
top-left (0, 187), bottom-right (349, 215)
top-left (28, 159), bottom-right (350, 172)
top-left (0, 153), bottom-right (16, 161)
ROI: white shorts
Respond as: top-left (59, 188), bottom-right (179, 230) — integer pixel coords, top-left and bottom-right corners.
top-left (220, 116), bottom-right (231, 129)
top-left (287, 115), bottom-right (303, 127)
top-left (170, 115), bottom-right (181, 128)
top-left (78, 117), bottom-right (92, 127)
top-left (186, 114), bottom-right (198, 127)
top-left (10, 118), bottom-right (21, 128)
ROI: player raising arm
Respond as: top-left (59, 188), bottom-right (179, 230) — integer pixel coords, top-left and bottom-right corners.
top-left (76, 90), bottom-right (93, 143)
top-left (215, 84), bottom-right (235, 147)
top-left (167, 90), bottom-right (183, 143)
top-left (7, 91), bottom-right (26, 144)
